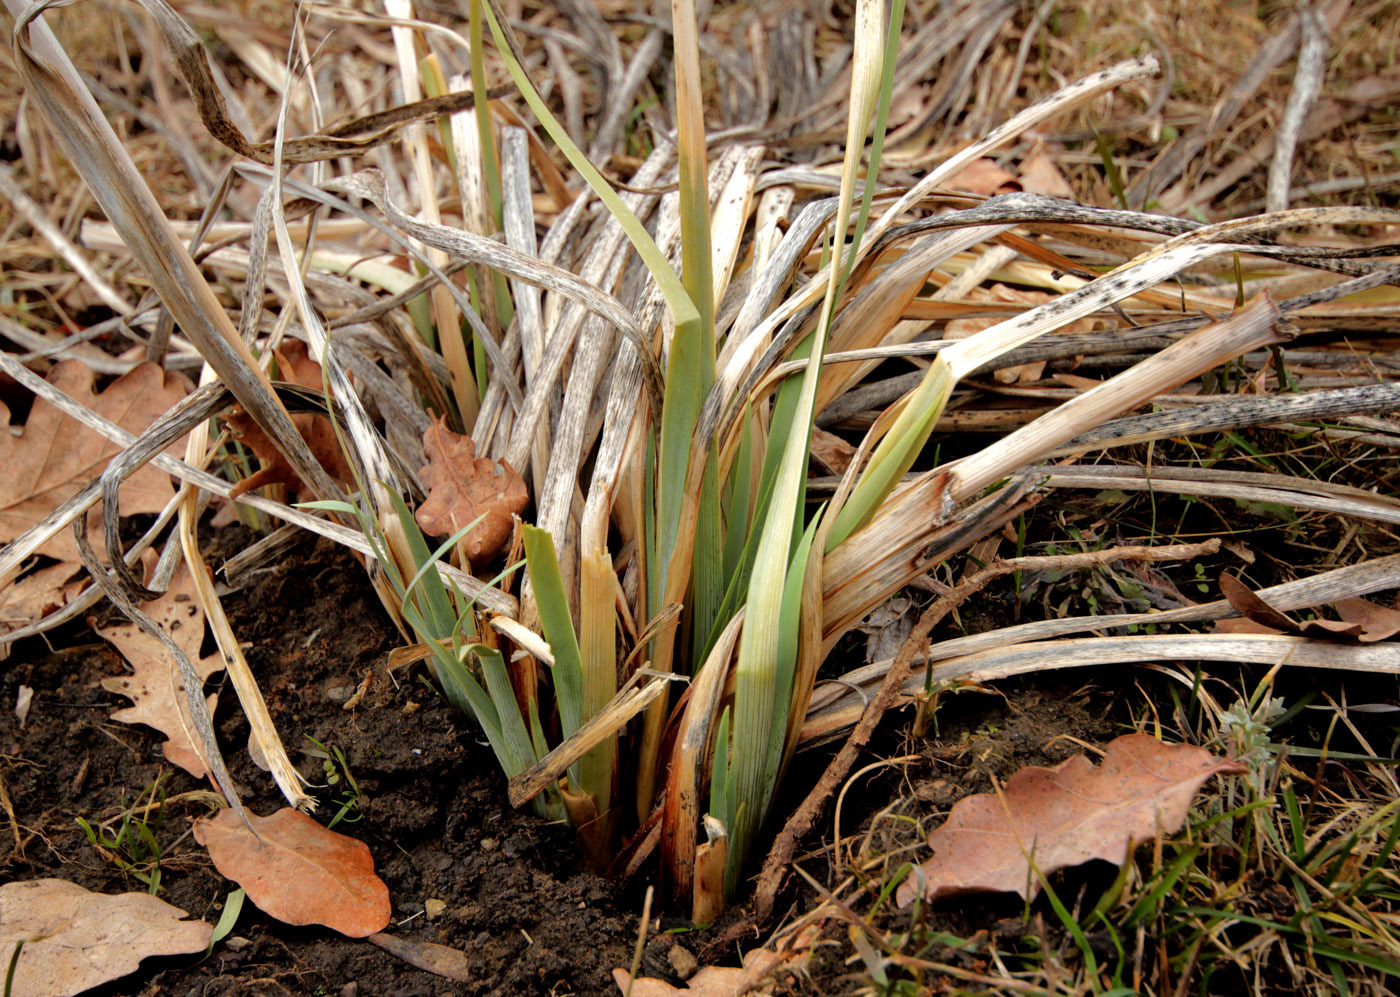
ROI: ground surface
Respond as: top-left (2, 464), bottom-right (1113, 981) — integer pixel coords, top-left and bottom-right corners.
top-left (1, 531), bottom-right (637, 997)
top-left (7, 519), bottom-right (1396, 995)
top-left (4, 0), bottom-right (1400, 994)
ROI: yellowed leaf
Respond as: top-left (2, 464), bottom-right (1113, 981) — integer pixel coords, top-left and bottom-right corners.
top-left (0, 360), bottom-right (189, 563)
top-left (0, 878), bottom-right (212, 997)
top-left (898, 733), bottom-right (1244, 906)
top-left (95, 559), bottom-right (224, 779)
top-left (193, 807), bottom-right (391, 937)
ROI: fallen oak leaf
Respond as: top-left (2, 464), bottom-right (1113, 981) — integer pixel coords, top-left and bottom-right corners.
top-left (0, 561), bottom-right (86, 660)
top-left (415, 416), bottom-right (529, 566)
top-left (193, 807), bottom-right (391, 937)
top-left (1334, 597), bottom-right (1400, 642)
top-left (0, 878), bottom-right (212, 997)
top-left (1018, 150), bottom-right (1076, 199)
top-left (224, 340), bottom-right (354, 499)
top-left (0, 359), bottom-right (190, 563)
top-left (1217, 573), bottom-right (1378, 641)
top-left (944, 157), bottom-right (1020, 196)
top-left (612, 965), bottom-right (759, 996)
top-left (94, 557), bottom-right (225, 778)
top-left (897, 733), bottom-right (1244, 907)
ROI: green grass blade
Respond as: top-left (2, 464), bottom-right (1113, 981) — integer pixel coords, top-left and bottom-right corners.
top-left (469, 641), bottom-right (540, 776)
top-left (522, 525), bottom-right (585, 741)
top-left (824, 356), bottom-right (953, 549)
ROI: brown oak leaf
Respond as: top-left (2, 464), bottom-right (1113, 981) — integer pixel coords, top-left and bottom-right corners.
top-left (1018, 150), bottom-right (1076, 199)
top-left (225, 339), bottom-right (354, 499)
top-left (0, 878), bottom-right (212, 997)
top-left (415, 416), bottom-right (528, 566)
top-left (193, 807), bottom-right (391, 937)
top-left (0, 562), bottom-right (86, 660)
top-left (1216, 573), bottom-right (1400, 642)
top-left (94, 557), bottom-right (224, 779)
top-left (0, 359), bottom-right (190, 563)
top-left (897, 733), bottom-right (1244, 907)
top-left (945, 157), bottom-right (1020, 196)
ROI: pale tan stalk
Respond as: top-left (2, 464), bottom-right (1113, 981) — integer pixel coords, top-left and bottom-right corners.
top-left (507, 677), bottom-right (669, 808)
top-left (384, 1), bottom-right (476, 426)
top-left (662, 613), bottom-right (743, 904)
top-left (178, 407), bottom-right (312, 810)
top-left (947, 293), bottom-right (1283, 502)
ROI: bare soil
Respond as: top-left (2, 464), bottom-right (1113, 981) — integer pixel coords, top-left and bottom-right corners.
top-left (4, 512), bottom-right (1398, 995)
top-left (1, 529), bottom-right (637, 997)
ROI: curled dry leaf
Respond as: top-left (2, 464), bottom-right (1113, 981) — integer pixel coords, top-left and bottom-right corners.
top-left (0, 878), bottom-right (212, 997)
top-left (1216, 573), bottom-right (1400, 642)
top-left (0, 359), bottom-right (189, 563)
top-left (94, 557), bottom-right (224, 779)
top-left (897, 733), bottom-right (1244, 907)
top-left (415, 416), bottom-right (529, 566)
top-left (225, 340), bottom-right (354, 499)
top-left (193, 807), bottom-right (391, 937)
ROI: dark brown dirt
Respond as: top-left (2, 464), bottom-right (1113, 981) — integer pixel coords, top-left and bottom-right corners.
top-left (6, 512), bottom-right (1398, 996)
top-left (0, 528), bottom-right (638, 997)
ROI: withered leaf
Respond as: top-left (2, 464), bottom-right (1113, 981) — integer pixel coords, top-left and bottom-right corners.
top-left (1018, 151), bottom-right (1076, 199)
top-left (0, 878), bottom-right (212, 997)
top-left (0, 562), bottom-right (85, 658)
top-left (415, 416), bottom-right (529, 565)
top-left (369, 932), bottom-right (473, 981)
top-left (611, 927), bottom-right (817, 996)
top-left (897, 733), bottom-right (1244, 907)
top-left (94, 558), bottom-right (224, 779)
top-left (225, 340), bottom-right (354, 499)
top-left (1216, 573), bottom-right (1396, 641)
top-left (944, 158), bottom-right (1019, 196)
top-left (0, 360), bottom-right (189, 563)
top-left (193, 807), bottom-right (391, 937)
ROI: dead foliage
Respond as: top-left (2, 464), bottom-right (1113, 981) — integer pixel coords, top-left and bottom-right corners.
top-left (192, 806), bottom-right (391, 938)
top-left (0, 878), bottom-right (212, 997)
top-left (897, 733), bottom-right (1245, 906)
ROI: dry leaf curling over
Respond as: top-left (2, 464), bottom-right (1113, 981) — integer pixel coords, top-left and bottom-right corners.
top-left (415, 416), bottom-right (529, 566)
top-left (0, 878), bottom-right (212, 997)
top-left (224, 339), bottom-right (355, 500)
top-left (898, 733), bottom-right (1245, 906)
top-left (0, 359), bottom-right (189, 562)
top-left (193, 806), bottom-right (391, 937)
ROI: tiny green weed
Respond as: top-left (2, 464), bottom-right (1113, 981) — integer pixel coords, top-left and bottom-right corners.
top-left (75, 774), bottom-right (167, 894)
top-left (303, 735), bottom-right (367, 829)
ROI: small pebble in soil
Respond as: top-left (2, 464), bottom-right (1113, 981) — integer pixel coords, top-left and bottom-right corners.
top-left (480, 836), bottom-right (498, 851)
top-left (668, 944), bottom-right (699, 980)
